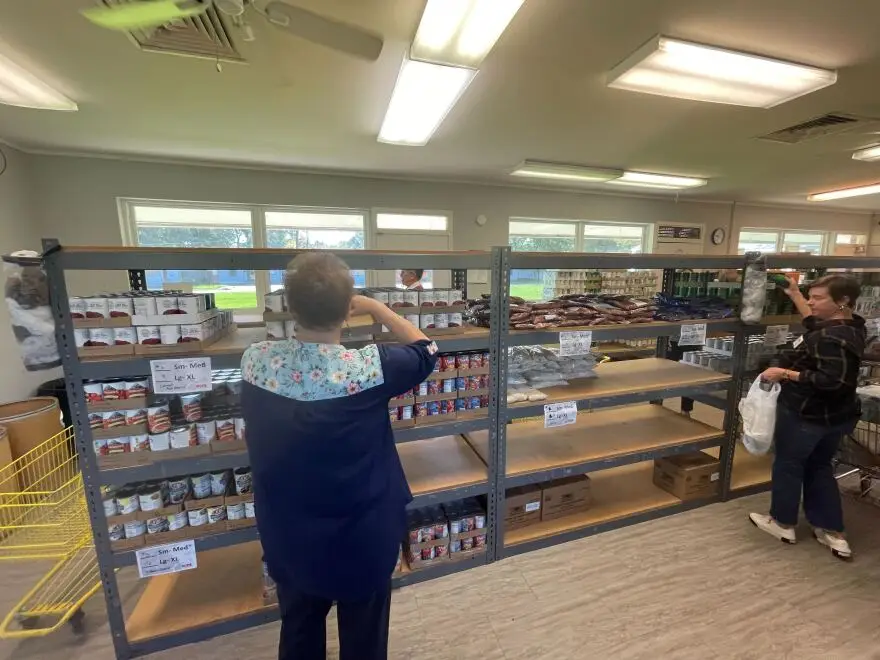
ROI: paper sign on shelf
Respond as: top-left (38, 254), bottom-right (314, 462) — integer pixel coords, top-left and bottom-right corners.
top-left (867, 317), bottom-right (880, 338)
top-left (150, 357), bottom-right (213, 395)
top-left (678, 323), bottom-right (707, 347)
top-left (559, 331), bottom-right (592, 357)
top-left (763, 324), bottom-right (790, 348)
top-left (544, 401), bottom-right (578, 429)
top-left (136, 540), bottom-right (198, 579)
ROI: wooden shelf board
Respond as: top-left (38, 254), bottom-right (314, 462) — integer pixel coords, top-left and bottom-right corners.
top-left (704, 444), bottom-right (773, 491)
top-left (126, 541), bottom-right (270, 644)
top-left (505, 461), bottom-right (681, 546)
top-left (509, 317), bottom-right (737, 337)
top-left (468, 404), bottom-right (722, 479)
top-left (511, 359), bottom-right (729, 410)
top-left (397, 435), bottom-right (488, 497)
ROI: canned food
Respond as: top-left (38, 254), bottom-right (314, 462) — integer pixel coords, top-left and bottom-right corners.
top-left (234, 417), bottom-right (246, 441)
top-left (123, 519), bottom-right (146, 539)
top-left (207, 504), bottom-right (227, 524)
top-left (479, 374), bottom-right (489, 389)
top-left (448, 312), bottom-right (463, 328)
top-left (129, 434), bottom-right (150, 452)
top-left (433, 289), bottom-right (449, 307)
top-left (196, 419), bottom-right (216, 445)
top-left (83, 381), bottom-right (104, 403)
top-left (420, 314), bottom-right (435, 330)
top-left (450, 539), bottom-right (462, 553)
top-left (266, 321), bottom-right (285, 340)
top-left (402, 290), bottom-right (419, 307)
top-left (453, 354), bottom-right (467, 369)
top-left (113, 327), bottom-right (136, 345)
top-left (210, 470), bottom-right (230, 497)
top-left (468, 353), bottom-right (482, 369)
top-left (442, 378), bottom-right (456, 394)
top-left (125, 408), bottom-right (147, 427)
top-left (438, 355), bottom-right (453, 372)
top-left (69, 297), bottom-right (86, 319)
top-left (234, 467), bottom-right (252, 495)
top-left (103, 410), bottom-right (126, 429)
top-left (157, 296), bottom-right (180, 316)
top-left (388, 408), bottom-right (399, 423)
top-left (455, 377), bottom-right (466, 391)
top-left (434, 313), bottom-right (449, 329)
top-left (215, 417), bottom-right (235, 442)
top-left (370, 290), bottom-right (389, 306)
top-left (106, 437), bottom-right (130, 454)
top-left (74, 328), bottom-right (90, 348)
top-left (414, 403), bottom-right (428, 417)
top-left (116, 487), bottom-right (139, 515)
top-left (461, 536), bottom-right (474, 551)
top-left (416, 382), bottom-right (428, 397)
top-left (284, 320), bottom-right (296, 338)
top-left (244, 501), bottom-right (256, 519)
top-left (160, 325), bottom-right (181, 345)
top-left (166, 511), bottom-right (188, 531)
top-left (191, 473), bottom-right (212, 499)
top-left (93, 438), bottom-right (109, 455)
top-left (103, 494), bottom-right (118, 517)
top-left (170, 425), bottom-right (196, 449)
top-left (442, 399), bottom-right (455, 414)
top-left (88, 328), bottom-right (113, 347)
top-left (468, 396), bottom-right (481, 410)
top-left (138, 484), bottom-right (164, 512)
top-left (85, 296), bottom-right (109, 319)
top-left (126, 378), bottom-right (149, 399)
top-left (88, 412), bottom-right (103, 430)
top-left (449, 289), bottom-right (464, 306)
top-left (149, 432), bottom-right (170, 451)
top-left (108, 297), bottom-right (133, 318)
top-left (400, 405), bottom-right (413, 420)
top-left (427, 401), bottom-right (440, 416)
top-left (180, 323), bottom-right (208, 342)
top-left (418, 290), bottom-right (434, 307)
top-left (227, 503), bottom-right (246, 520)
top-left (146, 516), bottom-right (169, 535)
top-left (455, 398), bottom-right (467, 412)
top-left (264, 291), bottom-right (285, 313)
top-left (474, 534), bottom-right (486, 548)
top-left (168, 477), bottom-right (190, 504)
top-left (468, 376), bottom-right (481, 391)
top-left (101, 379), bottom-right (125, 400)
top-left (108, 523), bottom-right (125, 542)
top-left (480, 395), bottom-right (489, 408)
top-left (474, 513), bottom-right (486, 529)
top-left (389, 291), bottom-right (405, 308)
top-left (177, 294), bottom-right (201, 315)
top-left (427, 380), bottom-right (440, 395)
top-left (180, 394), bottom-right (202, 422)
top-left (188, 508), bottom-right (208, 526)
top-left (133, 296), bottom-right (158, 317)
top-left (147, 402), bottom-right (171, 433)
top-left (136, 325), bottom-right (161, 345)
top-left (481, 352), bottom-right (490, 368)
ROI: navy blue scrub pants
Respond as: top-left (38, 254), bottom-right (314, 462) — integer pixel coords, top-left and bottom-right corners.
top-left (770, 405), bottom-right (856, 532)
top-left (277, 582), bottom-right (391, 660)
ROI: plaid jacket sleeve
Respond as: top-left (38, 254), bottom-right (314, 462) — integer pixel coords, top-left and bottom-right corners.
top-left (799, 335), bottom-right (852, 391)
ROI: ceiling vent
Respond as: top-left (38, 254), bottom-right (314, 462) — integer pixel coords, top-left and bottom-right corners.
top-left (99, 0), bottom-right (244, 62)
top-left (758, 113), bottom-right (872, 144)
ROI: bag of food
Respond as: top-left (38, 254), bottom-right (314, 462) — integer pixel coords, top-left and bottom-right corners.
top-left (3, 250), bottom-right (60, 371)
top-left (739, 377), bottom-right (780, 455)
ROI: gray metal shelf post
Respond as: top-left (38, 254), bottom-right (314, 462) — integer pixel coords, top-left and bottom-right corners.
top-left (42, 239), bottom-right (132, 660)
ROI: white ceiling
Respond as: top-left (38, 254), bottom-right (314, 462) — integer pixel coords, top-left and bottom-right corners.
top-left (3, 0), bottom-right (880, 210)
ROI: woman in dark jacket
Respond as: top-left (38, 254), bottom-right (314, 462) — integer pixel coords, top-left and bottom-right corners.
top-left (750, 274), bottom-right (865, 560)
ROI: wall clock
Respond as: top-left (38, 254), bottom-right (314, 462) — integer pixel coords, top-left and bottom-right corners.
top-left (711, 227), bottom-right (726, 245)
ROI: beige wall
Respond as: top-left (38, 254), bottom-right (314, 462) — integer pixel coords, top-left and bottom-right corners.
top-left (0, 146), bottom-right (60, 402)
top-left (27, 153), bottom-right (875, 285)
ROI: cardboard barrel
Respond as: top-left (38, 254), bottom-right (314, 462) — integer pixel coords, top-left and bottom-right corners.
top-left (0, 397), bottom-right (65, 490)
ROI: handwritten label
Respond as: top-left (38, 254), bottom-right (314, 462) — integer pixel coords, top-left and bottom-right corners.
top-left (544, 401), bottom-right (578, 429)
top-left (150, 357), bottom-right (213, 395)
top-left (559, 331), bottom-right (592, 357)
top-left (524, 501), bottom-right (541, 513)
top-left (763, 324), bottom-right (789, 347)
top-left (136, 540), bottom-right (197, 579)
top-left (678, 323), bottom-right (707, 347)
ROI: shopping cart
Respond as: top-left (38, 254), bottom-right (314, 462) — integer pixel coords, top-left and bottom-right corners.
top-left (0, 427), bottom-right (102, 638)
top-left (835, 377), bottom-right (880, 502)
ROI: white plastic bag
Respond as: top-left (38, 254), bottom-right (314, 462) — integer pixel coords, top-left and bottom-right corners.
top-left (738, 377), bottom-right (780, 455)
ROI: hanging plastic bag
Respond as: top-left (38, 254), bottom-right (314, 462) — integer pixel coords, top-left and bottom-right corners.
top-left (2, 250), bottom-right (60, 371)
top-left (740, 255), bottom-right (768, 325)
top-left (738, 377), bottom-right (780, 455)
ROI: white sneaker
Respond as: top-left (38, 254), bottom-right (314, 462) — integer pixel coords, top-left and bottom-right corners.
top-left (749, 513), bottom-right (797, 544)
top-left (814, 529), bottom-right (853, 560)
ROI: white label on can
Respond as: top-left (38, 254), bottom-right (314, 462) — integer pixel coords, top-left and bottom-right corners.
top-left (188, 508), bottom-right (208, 526)
top-left (69, 297), bottom-right (86, 318)
top-left (136, 540), bottom-right (198, 579)
top-left (234, 417), bottom-right (246, 442)
top-left (284, 321), bottom-right (296, 338)
top-left (265, 292), bottom-right (285, 313)
top-left (139, 490), bottom-right (163, 511)
top-left (207, 505), bottom-right (227, 524)
top-left (148, 432), bottom-right (170, 452)
top-left (181, 324), bottom-right (208, 341)
top-left (74, 328), bottom-right (90, 347)
top-left (167, 511), bottom-right (188, 531)
top-left (85, 298), bottom-right (108, 318)
top-left (227, 503), bottom-right (246, 520)
top-left (420, 314), bottom-right (435, 329)
top-left (389, 291), bottom-right (405, 308)
top-left (136, 326), bottom-right (161, 345)
top-left (113, 327), bottom-right (137, 345)
top-left (434, 313), bottom-right (449, 329)
top-left (159, 325), bottom-right (181, 345)
top-left (150, 357), bottom-right (213, 395)
top-left (448, 312), bottom-right (463, 328)
top-left (433, 290), bottom-right (449, 306)
top-left (211, 472), bottom-right (229, 497)
top-left (157, 297), bottom-right (179, 315)
top-left (244, 501), bottom-right (256, 518)
top-left (133, 297), bottom-right (157, 317)
top-left (108, 297), bottom-right (133, 317)
top-left (177, 296), bottom-right (200, 315)
top-left (124, 519), bottom-right (146, 538)
top-left (418, 290), bottom-right (434, 306)
top-left (103, 498), bottom-right (119, 517)
top-left (89, 328), bottom-right (113, 346)
top-left (266, 322), bottom-right (285, 339)
top-left (544, 401), bottom-right (578, 428)
top-left (196, 421), bottom-right (216, 445)
top-left (192, 474), bottom-right (212, 499)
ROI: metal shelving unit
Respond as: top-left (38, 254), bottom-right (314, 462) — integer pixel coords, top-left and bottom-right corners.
top-left (43, 241), bottom-right (877, 659)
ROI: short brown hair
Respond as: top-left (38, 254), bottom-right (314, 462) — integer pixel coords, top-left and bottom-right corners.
top-left (284, 253), bottom-right (354, 330)
top-left (809, 274), bottom-right (861, 308)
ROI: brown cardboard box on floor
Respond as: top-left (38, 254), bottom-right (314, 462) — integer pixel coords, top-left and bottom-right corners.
top-left (505, 484), bottom-right (542, 530)
top-left (541, 475), bottom-right (591, 521)
top-left (653, 451), bottom-right (721, 501)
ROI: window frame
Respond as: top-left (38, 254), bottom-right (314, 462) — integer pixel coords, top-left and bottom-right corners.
top-left (370, 207), bottom-right (454, 288)
top-left (508, 217), bottom-right (651, 253)
top-left (118, 198), bottom-right (371, 315)
top-left (737, 228), bottom-right (831, 256)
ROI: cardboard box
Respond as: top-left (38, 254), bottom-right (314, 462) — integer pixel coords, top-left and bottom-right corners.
top-left (541, 475), bottom-right (591, 522)
top-left (505, 485), bottom-right (542, 530)
top-left (652, 452), bottom-right (721, 501)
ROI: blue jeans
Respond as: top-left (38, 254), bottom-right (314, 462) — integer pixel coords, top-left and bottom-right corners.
top-left (770, 405), bottom-right (856, 532)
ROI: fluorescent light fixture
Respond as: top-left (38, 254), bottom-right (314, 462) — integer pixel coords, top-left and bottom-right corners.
top-left (411, 0), bottom-right (524, 68)
top-left (606, 171), bottom-right (708, 190)
top-left (607, 35), bottom-right (837, 108)
top-left (0, 50), bottom-right (76, 111)
top-left (378, 58), bottom-right (475, 146)
top-left (808, 184), bottom-right (880, 202)
top-left (510, 160), bottom-right (623, 183)
top-left (852, 145), bottom-right (880, 162)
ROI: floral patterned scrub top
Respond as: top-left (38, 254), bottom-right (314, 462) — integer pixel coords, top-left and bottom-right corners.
top-left (241, 338), bottom-right (437, 601)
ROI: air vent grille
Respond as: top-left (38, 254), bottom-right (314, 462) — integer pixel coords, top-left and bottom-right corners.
top-left (758, 113), bottom-right (865, 144)
top-left (99, 0), bottom-right (243, 62)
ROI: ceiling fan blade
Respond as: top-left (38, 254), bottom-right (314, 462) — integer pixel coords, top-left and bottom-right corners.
top-left (82, 0), bottom-right (209, 31)
top-left (264, 1), bottom-right (383, 61)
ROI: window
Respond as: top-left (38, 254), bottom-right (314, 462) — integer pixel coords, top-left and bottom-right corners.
top-left (582, 223), bottom-right (645, 253)
top-left (737, 229), bottom-right (828, 255)
top-left (122, 201), bottom-right (368, 311)
top-left (833, 233), bottom-right (868, 256)
top-left (377, 213), bottom-right (448, 231)
top-left (780, 232), bottom-right (824, 254)
top-left (509, 220), bottom-right (577, 252)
